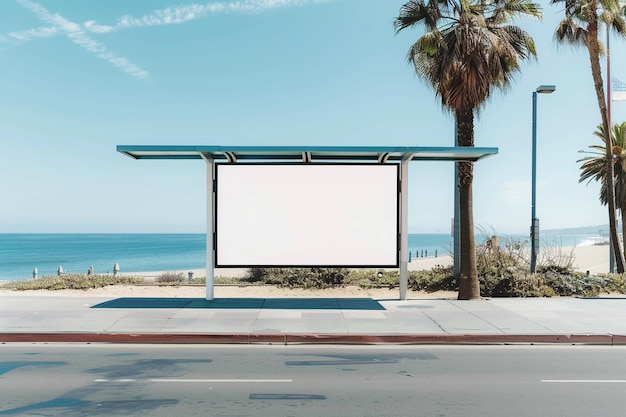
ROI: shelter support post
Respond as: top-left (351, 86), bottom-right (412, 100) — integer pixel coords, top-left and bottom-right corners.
top-left (399, 156), bottom-right (412, 300)
top-left (454, 126), bottom-right (461, 280)
top-left (202, 153), bottom-right (215, 300)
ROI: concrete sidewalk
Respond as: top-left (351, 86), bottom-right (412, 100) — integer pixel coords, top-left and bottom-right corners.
top-left (2, 295), bottom-right (626, 344)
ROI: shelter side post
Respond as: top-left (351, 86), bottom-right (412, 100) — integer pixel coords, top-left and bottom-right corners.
top-left (399, 157), bottom-right (410, 300)
top-left (202, 153), bottom-right (215, 301)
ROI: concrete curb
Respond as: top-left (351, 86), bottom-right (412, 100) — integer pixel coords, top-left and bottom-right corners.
top-left (1, 333), bottom-right (623, 345)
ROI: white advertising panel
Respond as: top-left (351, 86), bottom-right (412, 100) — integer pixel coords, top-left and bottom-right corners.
top-left (215, 164), bottom-right (399, 267)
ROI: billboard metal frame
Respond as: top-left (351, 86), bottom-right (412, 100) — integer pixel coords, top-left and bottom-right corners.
top-left (214, 162), bottom-right (400, 268)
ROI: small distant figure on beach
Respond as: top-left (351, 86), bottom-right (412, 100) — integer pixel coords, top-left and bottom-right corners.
top-left (87, 266), bottom-right (94, 275)
top-left (113, 262), bottom-right (120, 276)
top-left (57, 266), bottom-right (64, 276)
top-left (32, 267), bottom-right (38, 279)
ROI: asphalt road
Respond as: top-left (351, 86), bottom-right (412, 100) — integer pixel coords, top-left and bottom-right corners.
top-left (1, 344), bottom-right (626, 416)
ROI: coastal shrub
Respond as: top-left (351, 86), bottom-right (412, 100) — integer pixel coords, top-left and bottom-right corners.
top-left (476, 269), bottom-right (620, 298)
top-left (477, 236), bottom-right (525, 276)
top-left (344, 270), bottom-right (400, 289)
top-left (511, 275), bottom-right (556, 297)
top-left (474, 230), bottom-right (531, 296)
top-left (1, 274), bottom-right (145, 291)
top-left (540, 271), bottom-right (622, 297)
top-left (598, 274), bottom-right (626, 294)
top-left (213, 276), bottom-right (244, 285)
top-left (283, 268), bottom-right (348, 289)
top-left (408, 266), bottom-right (457, 292)
top-left (155, 272), bottom-right (186, 284)
top-left (246, 267), bottom-right (267, 283)
top-left (476, 227), bottom-right (575, 274)
top-left (536, 249), bottom-right (575, 275)
top-left (537, 236), bottom-right (576, 270)
top-left (243, 268), bottom-right (287, 285)
top-left (243, 268), bottom-right (349, 289)
top-left (342, 269), bottom-right (374, 288)
top-left (471, 228), bottom-right (583, 297)
top-left (480, 272), bottom-right (556, 297)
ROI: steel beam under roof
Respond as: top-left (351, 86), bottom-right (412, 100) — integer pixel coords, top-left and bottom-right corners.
top-left (117, 145), bottom-right (498, 162)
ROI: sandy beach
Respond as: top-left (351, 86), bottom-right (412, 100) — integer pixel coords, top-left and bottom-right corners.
top-left (0, 244), bottom-right (614, 299)
top-left (0, 282), bottom-right (459, 300)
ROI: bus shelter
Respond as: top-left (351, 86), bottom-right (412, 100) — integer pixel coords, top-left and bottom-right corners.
top-left (118, 145), bottom-right (497, 300)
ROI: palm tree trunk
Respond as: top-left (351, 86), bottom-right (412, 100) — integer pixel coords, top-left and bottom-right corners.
top-left (621, 209), bottom-right (626, 263)
top-left (456, 108), bottom-right (480, 300)
top-left (619, 204), bottom-right (626, 264)
top-left (587, 2), bottom-right (626, 273)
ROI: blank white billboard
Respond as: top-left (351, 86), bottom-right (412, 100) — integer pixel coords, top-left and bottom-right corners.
top-left (215, 163), bottom-right (399, 267)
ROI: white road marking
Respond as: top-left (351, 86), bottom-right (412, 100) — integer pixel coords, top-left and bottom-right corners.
top-left (542, 380), bottom-right (626, 383)
top-left (94, 379), bottom-right (136, 382)
top-left (95, 378), bottom-right (292, 383)
top-left (150, 379), bottom-right (293, 383)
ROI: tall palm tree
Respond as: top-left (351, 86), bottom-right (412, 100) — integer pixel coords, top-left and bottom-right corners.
top-left (551, 0), bottom-right (626, 272)
top-left (579, 122), bottom-right (626, 254)
top-left (394, 0), bottom-right (542, 299)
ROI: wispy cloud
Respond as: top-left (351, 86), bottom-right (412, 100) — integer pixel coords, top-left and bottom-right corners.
top-left (0, 25), bottom-right (58, 42)
top-left (85, 0), bottom-right (333, 33)
top-left (4, 0), bottom-right (335, 79)
top-left (7, 0), bottom-right (334, 38)
top-left (84, 3), bottom-right (236, 34)
top-left (16, 0), bottom-right (149, 80)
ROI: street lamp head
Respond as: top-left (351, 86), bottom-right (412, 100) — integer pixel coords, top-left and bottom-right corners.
top-left (536, 85), bottom-right (556, 94)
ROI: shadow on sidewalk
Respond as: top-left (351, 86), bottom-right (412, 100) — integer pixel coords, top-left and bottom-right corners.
top-left (91, 297), bottom-right (386, 310)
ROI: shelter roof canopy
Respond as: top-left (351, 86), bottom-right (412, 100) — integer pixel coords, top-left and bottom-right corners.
top-left (117, 145), bottom-right (498, 163)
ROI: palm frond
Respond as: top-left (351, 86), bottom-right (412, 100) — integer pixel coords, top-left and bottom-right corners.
top-left (578, 122), bottom-right (626, 208)
top-left (395, 0), bottom-right (541, 113)
top-left (554, 18), bottom-right (588, 45)
top-left (394, 0), bottom-right (445, 33)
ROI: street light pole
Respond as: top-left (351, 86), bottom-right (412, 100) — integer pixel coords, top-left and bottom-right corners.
top-left (531, 85), bottom-right (556, 273)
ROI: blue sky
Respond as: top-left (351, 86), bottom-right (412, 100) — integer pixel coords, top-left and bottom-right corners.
top-left (0, 0), bottom-right (624, 235)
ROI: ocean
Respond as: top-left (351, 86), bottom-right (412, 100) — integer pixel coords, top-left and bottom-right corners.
top-left (0, 232), bottom-right (596, 281)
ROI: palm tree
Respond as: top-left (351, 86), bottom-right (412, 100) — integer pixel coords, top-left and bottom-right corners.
top-left (551, 0), bottom-right (626, 272)
top-left (394, 0), bottom-right (542, 299)
top-left (579, 122), bottom-right (626, 255)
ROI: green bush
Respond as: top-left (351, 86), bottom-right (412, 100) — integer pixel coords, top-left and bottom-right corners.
top-left (240, 251), bottom-right (626, 297)
top-left (246, 267), bottom-right (268, 283)
top-left (244, 268), bottom-right (353, 289)
top-left (408, 266), bottom-right (457, 292)
top-left (344, 269), bottom-right (400, 289)
top-left (479, 272), bottom-right (556, 297)
top-left (599, 273), bottom-right (626, 294)
top-left (155, 272), bottom-right (186, 284)
top-left (471, 229), bottom-right (585, 297)
top-left (541, 271), bottom-right (622, 297)
top-left (1, 274), bottom-right (145, 291)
